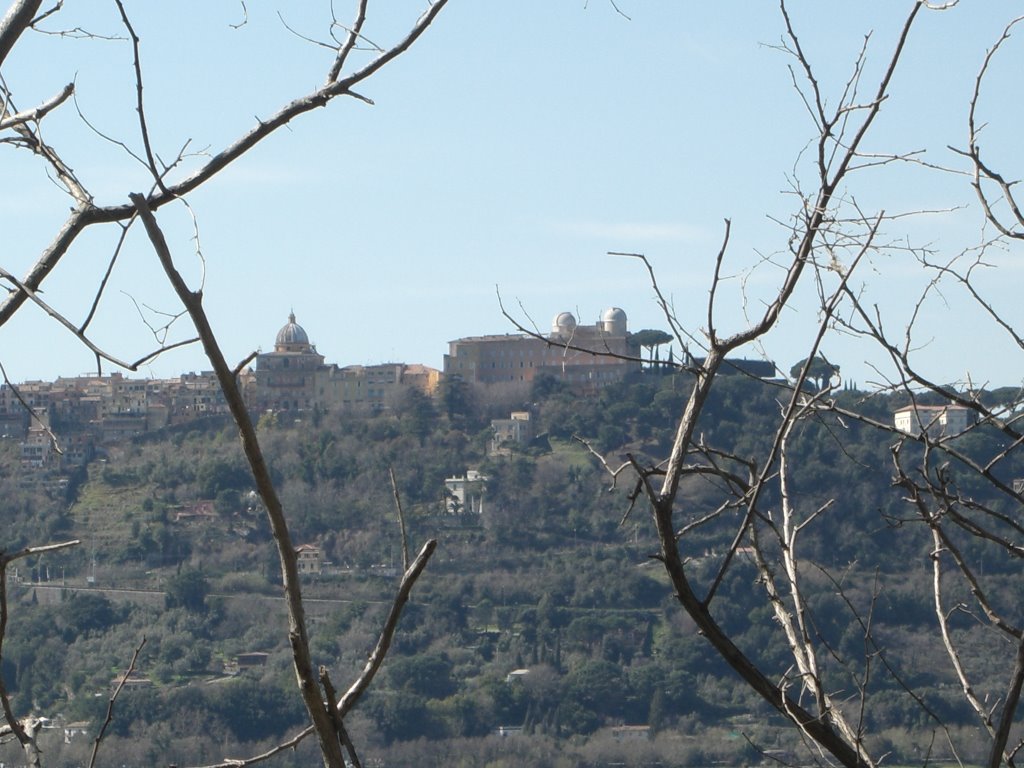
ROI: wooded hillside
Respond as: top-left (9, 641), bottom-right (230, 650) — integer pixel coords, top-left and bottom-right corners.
top-left (3, 369), bottom-right (1020, 766)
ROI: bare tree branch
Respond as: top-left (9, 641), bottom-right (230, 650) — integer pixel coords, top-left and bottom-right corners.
top-left (0, 0), bottom-right (42, 68)
top-left (0, 0), bottom-right (449, 333)
top-left (131, 193), bottom-right (347, 768)
top-left (0, 81), bottom-right (72, 130)
top-left (388, 465), bottom-right (409, 572)
top-left (113, 0), bottom-right (169, 195)
top-left (88, 637), bottom-right (147, 768)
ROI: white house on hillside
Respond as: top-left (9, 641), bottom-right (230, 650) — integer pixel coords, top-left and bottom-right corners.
top-left (894, 404), bottom-right (974, 437)
top-left (444, 470), bottom-right (487, 514)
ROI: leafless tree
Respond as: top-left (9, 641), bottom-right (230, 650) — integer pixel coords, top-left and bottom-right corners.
top-left (0, 2), bottom-right (446, 767)
top-left (6, 1), bottom-right (1024, 766)
top-left (557, 3), bottom-right (1024, 767)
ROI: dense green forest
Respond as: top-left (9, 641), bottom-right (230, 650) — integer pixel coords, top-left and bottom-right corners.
top-left (2, 369), bottom-right (1022, 766)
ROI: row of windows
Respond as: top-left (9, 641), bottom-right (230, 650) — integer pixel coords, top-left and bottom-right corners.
top-left (456, 342), bottom-right (622, 360)
top-left (477, 366), bottom-right (625, 383)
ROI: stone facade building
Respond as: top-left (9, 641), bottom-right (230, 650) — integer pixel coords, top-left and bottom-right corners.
top-left (444, 307), bottom-right (639, 392)
top-left (249, 313), bottom-right (440, 412)
top-left (490, 411), bottom-right (532, 455)
top-left (252, 313), bottom-right (326, 412)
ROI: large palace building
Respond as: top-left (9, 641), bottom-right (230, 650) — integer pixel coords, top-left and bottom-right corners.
top-left (443, 307), bottom-right (640, 392)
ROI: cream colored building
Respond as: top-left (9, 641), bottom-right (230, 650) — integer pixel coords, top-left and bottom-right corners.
top-left (894, 404), bottom-right (974, 437)
top-left (251, 313), bottom-right (440, 412)
top-left (444, 307), bottom-right (639, 392)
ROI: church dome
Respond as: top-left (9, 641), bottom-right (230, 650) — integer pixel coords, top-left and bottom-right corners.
top-left (275, 312), bottom-right (310, 348)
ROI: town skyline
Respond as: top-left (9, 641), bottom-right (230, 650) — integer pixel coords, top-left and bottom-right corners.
top-left (4, 6), bottom-right (1022, 391)
top-left (7, 301), bottom-right (1024, 393)
top-left (2, 306), bottom-right (643, 470)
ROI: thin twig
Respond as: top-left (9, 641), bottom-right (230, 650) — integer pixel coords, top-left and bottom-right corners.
top-left (88, 636), bottom-right (147, 768)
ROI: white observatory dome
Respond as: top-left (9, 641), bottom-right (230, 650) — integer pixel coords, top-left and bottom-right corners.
top-left (601, 307), bottom-right (627, 335)
top-left (551, 311), bottom-right (577, 339)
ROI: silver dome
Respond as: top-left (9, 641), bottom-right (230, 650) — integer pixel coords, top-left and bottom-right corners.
top-left (275, 313), bottom-right (310, 347)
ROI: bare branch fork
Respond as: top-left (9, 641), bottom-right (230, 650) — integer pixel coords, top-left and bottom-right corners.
top-left (131, 193), bottom-right (347, 768)
top-left (131, 194), bottom-right (438, 768)
top-left (1, 2), bottom-right (440, 766)
top-left (702, 212), bottom-right (880, 612)
top-left (0, 0), bottom-right (450, 335)
top-left (0, 262), bottom-right (197, 372)
top-left (620, 4), bottom-right (929, 766)
top-left (0, 3), bottom-right (448, 765)
top-left (957, 14), bottom-right (1024, 240)
top-left (508, 3), bottom-right (1019, 767)
top-left (607, 251), bottom-right (697, 364)
top-left (891, 440), bottom-right (1024, 768)
top-left (189, 539), bottom-right (436, 768)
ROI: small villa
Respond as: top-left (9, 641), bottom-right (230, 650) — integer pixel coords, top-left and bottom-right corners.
top-left (296, 544), bottom-right (323, 576)
top-left (893, 404), bottom-right (974, 438)
top-left (444, 470), bottom-right (487, 514)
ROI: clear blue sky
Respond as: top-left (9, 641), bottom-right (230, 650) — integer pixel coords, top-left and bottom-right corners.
top-left (2, 2), bottom-right (1022, 390)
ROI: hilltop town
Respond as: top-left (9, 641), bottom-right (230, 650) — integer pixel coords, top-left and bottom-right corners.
top-left (3, 307), bottom-right (650, 471)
